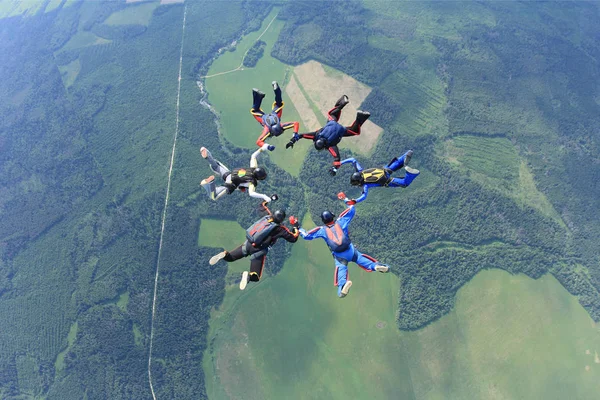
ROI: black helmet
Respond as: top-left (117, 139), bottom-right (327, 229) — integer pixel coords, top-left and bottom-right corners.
top-left (314, 139), bottom-right (326, 150)
top-left (253, 167), bottom-right (267, 180)
top-left (321, 210), bottom-right (334, 224)
top-left (272, 209), bottom-right (286, 224)
top-left (350, 172), bottom-right (363, 186)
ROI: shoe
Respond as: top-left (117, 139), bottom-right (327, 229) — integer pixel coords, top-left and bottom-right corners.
top-left (240, 271), bottom-right (249, 290)
top-left (340, 280), bottom-right (353, 297)
top-left (404, 166), bottom-right (420, 175)
top-left (200, 147), bottom-right (209, 159)
top-left (272, 81), bottom-right (279, 91)
top-left (375, 264), bottom-right (389, 273)
top-left (209, 251), bottom-right (226, 265)
top-left (252, 88), bottom-right (265, 99)
top-left (403, 150), bottom-right (413, 167)
top-left (335, 95), bottom-right (349, 108)
top-left (356, 110), bottom-right (371, 123)
top-left (200, 175), bottom-right (214, 185)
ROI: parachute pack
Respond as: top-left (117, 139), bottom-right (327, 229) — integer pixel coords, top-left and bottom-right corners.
top-left (324, 222), bottom-right (351, 253)
top-left (246, 215), bottom-right (278, 248)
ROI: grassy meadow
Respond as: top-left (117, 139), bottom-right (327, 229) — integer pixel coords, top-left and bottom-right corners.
top-left (203, 9), bottom-right (309, 176)
top-left (204, 233), bottom-right (600, 399)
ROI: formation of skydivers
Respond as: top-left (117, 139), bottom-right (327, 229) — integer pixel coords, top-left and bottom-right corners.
top-left (201, 81), bottom-right (420, 297)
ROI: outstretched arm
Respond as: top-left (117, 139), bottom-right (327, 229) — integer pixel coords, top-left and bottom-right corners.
top-left (299, 226), bottom-right (325, 240)
top-left (250, 144), bottom-right (270, 168)
top-left (256, 126), bottom-right (271, 147)
top-left (337, 205), bottom-right (356, 230)
top-left (339, 157), bottom-right (362, 172)
top-left (354, 185), bottom-right (369, 204)
top-left (248, 184), bottom-right (271, 202)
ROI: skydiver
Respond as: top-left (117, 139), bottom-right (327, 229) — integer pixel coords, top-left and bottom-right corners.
top-left (209, 202), bottom-right (300, 290)
top-left (285, 95), bottom-right (370, 175)
top-left (338, 150), bottom-right (420, 205)
top-left (199, 144), bottom-right (277, 203)
top-left (299, 205), bottom-right (389, 298)
top-left (251, 81), bottom-right (300, 149)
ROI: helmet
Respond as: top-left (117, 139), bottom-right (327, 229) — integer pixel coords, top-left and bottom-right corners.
top-left (253, 167), bottom-right (267, 180)
top-left (265, 114), bottom-right (279, 126)
top-left (314, 139), bottom-right (326, 150)
top-left (321, 210), bottom-right (334, 224)
top-left (350, 172), bottom-right (363, 186)
top-left (272, 209), bottom-right (286, 224)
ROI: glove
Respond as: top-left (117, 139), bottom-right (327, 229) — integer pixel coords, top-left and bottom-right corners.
top-left (337, 192), bottom-right (346, 200)
top-left (346, 199), bottom-right (356, 206)
top-left (285, 141), bottom-right (294, 149)
top-left (267, 144), bottom-right (276, 151)
top-left (270, 194), bottom-right (279, 202)
top-left (289, 216), bottom-right (299, 228)
top-left (329, 167), bottom-right (338, 176)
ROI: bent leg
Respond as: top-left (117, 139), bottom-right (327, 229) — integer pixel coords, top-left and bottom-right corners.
top-left (252, 88), bottom-right (265, 113)
top-left (353, 250), bottom-right (378, 272)
top-left (273, 82), bottom-right (283, 109)
top-left (223, 244), bottom-right (246, 262)
top-left (249, 251), bottom-right (267, 282)
top-left (387, 170), bottom-right (419, 188)
top-left (202, 148), bottom-right (230, 177)
top-left (386, 150), bottom-right (413, 172)
top-left (346, 110), bottom-right (370, 135)
top-left (328, 95), bottom-right (349, 121)
top-left (328, 145), bottom-right (342, 168)
top-left (333, 257), bottom-right (349, 297)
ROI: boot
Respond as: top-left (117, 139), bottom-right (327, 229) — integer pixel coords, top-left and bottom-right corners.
top-left (375, 264), bottom-right (390, 273)
top-left (252, 88), bottom-right (265, 109)
top-left (209, 251), bottom-right (227, 265)
top-left (340, 280), bottom-right (353, 297)
top-left (404, 166), bottom-right (420, 176)
top-left (200, 146), bottom-right (211, 159)
top-left (355, 110), bottom-right (371, 125)
top-left (403, 150), bottom-right (413, 167)
top-left (335, 95), bottom-right (349, 108)
top-left (239, 271), bottom-right (249, 290)
top-left (272, 81), bottom-right (279, 92)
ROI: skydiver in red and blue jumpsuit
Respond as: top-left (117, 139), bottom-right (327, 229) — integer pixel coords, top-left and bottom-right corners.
top-left (338, 150), bottom-right (420, 205)
top-left (286, 95), bottom-right (371, 176)
top-left (251, 81), bottom-right (300, 150)
top-left (299, 205), bottom-right (389, 298)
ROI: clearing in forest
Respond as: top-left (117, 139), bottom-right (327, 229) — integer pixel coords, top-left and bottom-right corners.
top-left (290, 60), bottom-right (383, 155)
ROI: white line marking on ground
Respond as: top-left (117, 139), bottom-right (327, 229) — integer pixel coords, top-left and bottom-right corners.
top-left (148, 5), bottom-right (186, 400)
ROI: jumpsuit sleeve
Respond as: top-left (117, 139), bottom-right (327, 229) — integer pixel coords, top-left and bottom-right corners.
top-left (328, 146), bottom-right (341, 167)
top-left (337, 205), bottom-right (356, 230)
top-left (272, 225), bottom-right (300, 243)
top-left (256, 125), bottom-right (271, 147)
top-left (282, 121), bottom-right (300, 134)
top-left (250, 144), bottom-right (269, 168)
top-left (339, 157), bottom-right (362, 171)
top-left (299, 226), bottom-right (325, 240)
top-left (354, 185), bottom-right (369, 204)
top-left (248, 184), bottom-right (271, 202)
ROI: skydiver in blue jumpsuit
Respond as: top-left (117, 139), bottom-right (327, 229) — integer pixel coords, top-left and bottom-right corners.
top-left (338, 150), bottom-right (420, 205)
top-left (286, 95), bottom-right (371, 175)
top-left (299, 205), bottom-right (389, 298)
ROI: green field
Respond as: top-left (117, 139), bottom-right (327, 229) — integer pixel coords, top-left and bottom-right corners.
top-left (105, 2), bottom-right (159, 26)
top-left (205, 236), bottom-right (600, 399)
top-left (204, 9), bottom-right (308, 176)
top-left (198, 218), bottom-right (246, 249)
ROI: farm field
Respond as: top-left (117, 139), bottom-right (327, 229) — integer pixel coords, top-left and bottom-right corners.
top-left (204, 228), bottom-right (600, 399)
top-left (204, 9), bottom-right (384, 176)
